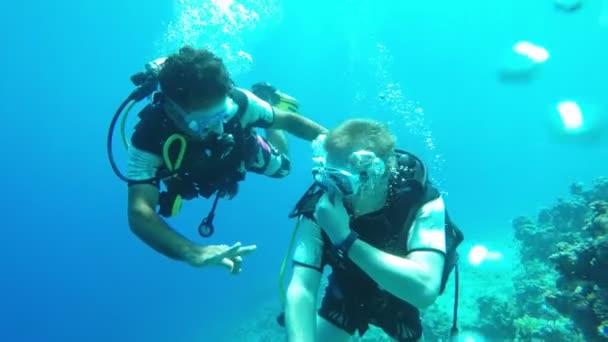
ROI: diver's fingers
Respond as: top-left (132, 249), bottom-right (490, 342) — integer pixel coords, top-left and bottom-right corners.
top-left (224, 244), bottom-right (257, 258)
top-left (230, 256), bottom-right (243, 275)
top-left (221, 257), bottom-right (234, 271)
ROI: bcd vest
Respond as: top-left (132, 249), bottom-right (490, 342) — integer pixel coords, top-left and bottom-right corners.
top-left (289, 149), bottom-right (463, 303)
top-left (130, 88), bottom-right (256, 213)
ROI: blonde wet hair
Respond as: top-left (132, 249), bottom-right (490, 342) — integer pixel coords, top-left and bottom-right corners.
top-left (323, 118), bottom-right (396, 166)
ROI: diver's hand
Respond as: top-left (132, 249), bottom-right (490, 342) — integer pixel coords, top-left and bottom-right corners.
top-left (188, 242), bottom-right (257, 274)
top-left (314, 193), bottom-right (351, 244)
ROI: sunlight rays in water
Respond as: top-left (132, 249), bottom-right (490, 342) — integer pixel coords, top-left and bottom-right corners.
top-left (156, 0), bottom-right (280, 75)
top-left (339, 2), bottom-right (448, 192)
top-left (370, 42), bottom-right (448, 193)
top-left (154, 0), bottom-right (447, 190)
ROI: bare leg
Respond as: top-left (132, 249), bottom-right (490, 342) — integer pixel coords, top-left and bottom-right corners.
top-left (265, 128), bottom-right (289, 155)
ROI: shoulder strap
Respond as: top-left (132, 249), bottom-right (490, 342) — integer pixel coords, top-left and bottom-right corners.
top-left (288, 183), bottom-right (325, 219)
top-left (229, 88), bottom-right (249, 118)
top-left (130, 102), bottom-right (172, 155)
top-left (440, 211), bottom-right (464, 293)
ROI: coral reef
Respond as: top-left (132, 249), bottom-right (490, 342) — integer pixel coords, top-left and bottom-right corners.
top-left (513, 314), bottom-right (581, 341)
top-left (424, 176), bottom-right (607, 342)
top-left (545, 198), bottom-right (608, 340)
top-left (511, 177), bottom-right (608, 341)
top-left (475, 295), bottom-right (516, 339)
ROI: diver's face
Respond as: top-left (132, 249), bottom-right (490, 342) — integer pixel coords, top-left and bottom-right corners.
top-left (315, 150), bottom-right (389, 212)
top-left (164, 96), bottom-right (235, 138)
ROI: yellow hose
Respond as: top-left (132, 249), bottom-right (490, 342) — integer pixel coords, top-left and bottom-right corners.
top-left (162, 134), bottom-right (187, 174)
top-left (161, 134), bottom-right (187, 216)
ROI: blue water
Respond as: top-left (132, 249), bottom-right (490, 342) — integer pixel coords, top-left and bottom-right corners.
top-left (0, 0), bottom-right (606, 341)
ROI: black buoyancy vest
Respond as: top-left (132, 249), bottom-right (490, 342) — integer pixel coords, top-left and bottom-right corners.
top-left (289, 149), bottom-right (463, 299)
top-left (130, 88), bottom-right (253, 199)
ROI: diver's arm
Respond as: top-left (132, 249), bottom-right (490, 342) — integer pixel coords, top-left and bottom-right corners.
top-left (126, 146), bottom-right (202, 263)
top-left (286, 265), bottom-right (322, 342)
top-left (240, 87), bottom-right (327, 142)
top-left (285, 217), bottom-right (324, 341)
top-left (347, 240), bottom-right (444, 309)
top-left (128, 184), bottom-right (202, 263)
top-left (271, 108), bottom-right (328, 141)
top-left (347, 197), bottom-right (447, 309)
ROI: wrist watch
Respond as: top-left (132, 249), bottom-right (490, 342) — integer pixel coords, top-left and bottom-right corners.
top-left (334, 231), bottom-right (359, 259)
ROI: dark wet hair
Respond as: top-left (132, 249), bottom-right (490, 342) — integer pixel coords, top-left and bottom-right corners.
top-left (158, 46), bottom-right (232, 110)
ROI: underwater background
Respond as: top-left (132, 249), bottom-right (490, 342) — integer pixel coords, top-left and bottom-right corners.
top-left (0, 0), bottom-right (606, 341)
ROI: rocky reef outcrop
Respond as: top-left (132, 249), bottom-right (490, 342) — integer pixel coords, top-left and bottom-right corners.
top-left (510, 177), bottom-right (608, 341)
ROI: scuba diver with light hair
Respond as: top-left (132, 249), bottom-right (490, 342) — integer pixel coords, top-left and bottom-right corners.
top-left (107, 46), bottom-right (327, 274)
top-left (278, 118), bottom-right (464, 341)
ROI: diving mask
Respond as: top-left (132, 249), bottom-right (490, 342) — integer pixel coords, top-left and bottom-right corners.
top-left (165, 96), bottom-right (238, 137)
top-left (311, 142), bottom-right (386, 196)
top-left (313, 167), bottom-right (362, 196)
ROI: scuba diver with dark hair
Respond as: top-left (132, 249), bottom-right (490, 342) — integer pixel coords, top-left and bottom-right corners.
top-left (113, 46), bottom-right (328, 274)
top-left (279, 119), bottom-right (464, 341)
